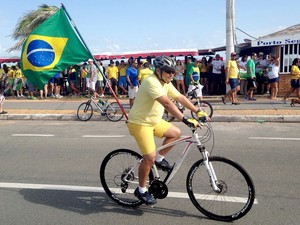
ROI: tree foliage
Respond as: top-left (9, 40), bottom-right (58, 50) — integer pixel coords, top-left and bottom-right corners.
top-left (7, 4), bottom-right (58, 52)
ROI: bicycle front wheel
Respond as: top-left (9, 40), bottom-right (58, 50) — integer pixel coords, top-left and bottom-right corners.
top-left (105, 102), bottom-right (124, 122)
top-left (100, 149), bottom-right (154, 207)
top-left (191, 100), bottom-right (213, 119)
top-left (77, 102), bottom-right (93, 121)
top-left (186, 156), bottom-right (255, 221)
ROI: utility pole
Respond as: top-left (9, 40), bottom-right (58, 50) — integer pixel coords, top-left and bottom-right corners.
top-left (226, 0), bottom-right (235, 60)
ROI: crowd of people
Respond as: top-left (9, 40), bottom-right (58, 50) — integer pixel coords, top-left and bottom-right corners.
top-left (1, 52), bottom-right (300, 112)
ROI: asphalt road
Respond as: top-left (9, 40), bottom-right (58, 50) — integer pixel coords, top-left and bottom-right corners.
top-left (0, 121), bottom-right (299, 225)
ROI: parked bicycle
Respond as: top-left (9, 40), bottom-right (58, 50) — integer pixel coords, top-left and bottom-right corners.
top-left (77, 94), bottom-right (124, 122)
top-left (163, 84), bottom-right (213, 122)
top-left (100, 120), bottom-right (255, 222)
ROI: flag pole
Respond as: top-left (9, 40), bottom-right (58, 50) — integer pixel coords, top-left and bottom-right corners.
top-left (60, 3), bottom-right (128, 120)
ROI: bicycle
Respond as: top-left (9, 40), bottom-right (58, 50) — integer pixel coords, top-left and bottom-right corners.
top-left (163, 84), bottom-right (213, 122)
top-left (100, 121), bottom-right (255, 222)
top-left (77, 94), bottom-right (124, 122)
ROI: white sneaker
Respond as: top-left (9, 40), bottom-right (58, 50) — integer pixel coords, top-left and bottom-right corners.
top-left (55, 94), bottom-right (63, 99)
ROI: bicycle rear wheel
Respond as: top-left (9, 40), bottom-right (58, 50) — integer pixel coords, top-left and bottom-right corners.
top-left (191, 100), bottom-right (213, 119)
top-left (105, 102), bottom-right (124, 122)
top-left (77, 102), bottom-right (93, 121)
top-left (186, 156), bottom-right (255, 221)
top-left (100, 149), bottom-right (154, 207)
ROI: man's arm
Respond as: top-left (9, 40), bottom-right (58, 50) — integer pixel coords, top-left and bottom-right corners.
top-left (156, 95), bottom-right (186, 121)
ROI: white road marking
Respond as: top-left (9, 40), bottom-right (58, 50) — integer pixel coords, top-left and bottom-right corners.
top-left (249, 137), bottom-right (300, 141)
top-left (82, 135), bottom-right (126, 138)
top-left (12, 134), bottom-right (54, 137)
top-left (0, 182), bottom-right (258, 204)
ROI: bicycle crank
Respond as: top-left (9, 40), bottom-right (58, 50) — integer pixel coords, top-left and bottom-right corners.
top-left (148, 180), bottom-right (168, 199)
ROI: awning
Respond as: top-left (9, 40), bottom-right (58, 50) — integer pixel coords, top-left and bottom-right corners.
top-left (0, 57), bottom-right (20, 63)
top-left (94, 49), bottom-right (199, 60)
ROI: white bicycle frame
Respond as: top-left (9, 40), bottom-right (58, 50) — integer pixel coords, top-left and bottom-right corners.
top-left (123, 127), bottom-right (221, 192)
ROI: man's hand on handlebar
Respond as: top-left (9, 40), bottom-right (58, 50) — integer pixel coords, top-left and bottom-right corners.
top-left (182, 116), bottom-right (200, 128)
top-left (196, 110), bottom-right (211, 123)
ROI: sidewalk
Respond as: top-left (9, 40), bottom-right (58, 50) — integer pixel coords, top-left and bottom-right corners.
top-left (0, 95), bottom-right (299, 122)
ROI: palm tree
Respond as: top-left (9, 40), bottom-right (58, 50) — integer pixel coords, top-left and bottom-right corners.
top-left (7, 4), bottom-right (58, 52)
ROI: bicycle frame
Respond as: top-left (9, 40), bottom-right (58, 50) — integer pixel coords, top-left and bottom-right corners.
top-left (122, 127), bottom-right (221, 192)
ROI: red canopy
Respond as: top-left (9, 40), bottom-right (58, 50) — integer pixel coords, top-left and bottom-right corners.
top-left (94, 49), bottom-right (199, 60)
top-left (0, 57), bottom-right (20, 63)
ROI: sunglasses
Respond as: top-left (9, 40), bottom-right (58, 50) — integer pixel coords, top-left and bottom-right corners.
top-left (163, 69), bottom-right (175, 74)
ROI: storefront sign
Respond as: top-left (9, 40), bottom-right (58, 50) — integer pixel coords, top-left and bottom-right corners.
top-left (251, 34), bottom-right (300, 47)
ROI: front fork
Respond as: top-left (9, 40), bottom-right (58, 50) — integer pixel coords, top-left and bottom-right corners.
top-left (198, 145), bottom-right (221, 192)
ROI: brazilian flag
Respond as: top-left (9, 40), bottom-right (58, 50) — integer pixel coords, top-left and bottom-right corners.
top-left (20, 7), bottom-right (92, 90)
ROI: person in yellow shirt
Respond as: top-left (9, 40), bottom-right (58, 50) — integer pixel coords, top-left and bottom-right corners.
top-left (13, 64), bottom-right (25, 98)
top-left (126, 56), bottom-right (207, 205)
top-left (138, 61), bottom-right (153, 83)
top-left (106, 60), bottom-right (119, 95)
top-left (283, 57), bottom-right (300, 104)
top-left (117, 60), bottom-right (128, 95)
top-left (222, 52), bottom-right (240, 105)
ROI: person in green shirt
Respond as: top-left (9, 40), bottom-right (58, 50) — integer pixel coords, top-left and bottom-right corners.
top-left (246, 53), bottom-right (257, 101)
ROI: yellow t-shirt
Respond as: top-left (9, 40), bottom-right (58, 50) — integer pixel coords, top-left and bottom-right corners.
top-left (81, 68), bottom-right (88, 78)
top-left (138, 68), bottom-right (153, 83)
top-left (128, 74), bottom-right (180, 126)
top-left (0, 68), bottom-right (5, 79)
top-left (118, 65), bottom-right (127, 76)
top-left (291, 65), bottom-right (300, 79)
top-left (199, 63), bottom-right (208, 73)
top-left (107, 65), bottom-right (119, 79)
top-left (226, 60), bottom-right (238, 79)
top-left (15, 69), bottom-right (23, 79)
top-left (7, 69), bottom-right (15, 79)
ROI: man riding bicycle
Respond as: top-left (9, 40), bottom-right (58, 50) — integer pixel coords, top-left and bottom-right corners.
top-left (126, 56), bottom-right (207, 205)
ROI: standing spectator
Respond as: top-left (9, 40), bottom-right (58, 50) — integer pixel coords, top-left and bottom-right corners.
top-left (0, 64), bottom-right (6, 93)
top-left (211, 54), bottom-right (224, 95)
top-left (139, 61), bottom-right (153, 84)
top-left (126, 59), bottom-right (139, 108)
top-left (5, 66), bottom-right (15, 97)
top-left (238, 55), bottom-right (248, 99)
top-left (118, 60), bottom-right (128, 95)
top-left (255, 52), bottom-right (268, 94)
top-left (266, 56), bottom-right (280, 100)
top-left (222, 52), bottom-right (240, 105)
top-left (80, 63), bottom-right (88, 94)
top-left (68, 65), bottom-right (80, 96)
top-left (86, 59), bottom-right (97, 98)
top-left (185, 57), bottom-right (194, 87)
top-left (96, 61), bottom-right (105, 97)
top-left (0, 94), bottom-right (7, 114)
top-left (199, 57), bottom-right (209, 94)
top-left (174, 60), bottom-right (185, 95)
top-left (13, 64), bottom-right (25, 98)
top-left (282, 58), bottom-right (300, 103)
top-left (26, 79), bottom-right (37, 100)
top-left (246, 53), bottom-right (257, 101)
top-left (106, 60), bottom-right (119, 96)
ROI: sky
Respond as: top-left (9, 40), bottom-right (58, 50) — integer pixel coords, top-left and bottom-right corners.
top-left (0, 0), bottom-right (299, 59)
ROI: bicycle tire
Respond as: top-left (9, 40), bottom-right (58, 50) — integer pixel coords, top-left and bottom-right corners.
top-left (191, 100), bottom-right (213, 119)
top-left (77, 102), bottom-right (93, 121)
top-left (186, 156), bottom-right (255, 221)
top-left (100, 149), bottom-right (154, 207)
top-left (105, 102), bottom-right (124, 122)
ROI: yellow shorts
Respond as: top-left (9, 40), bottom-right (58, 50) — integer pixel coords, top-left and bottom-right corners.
top-left (126, 120), bottom-right (172, 155)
